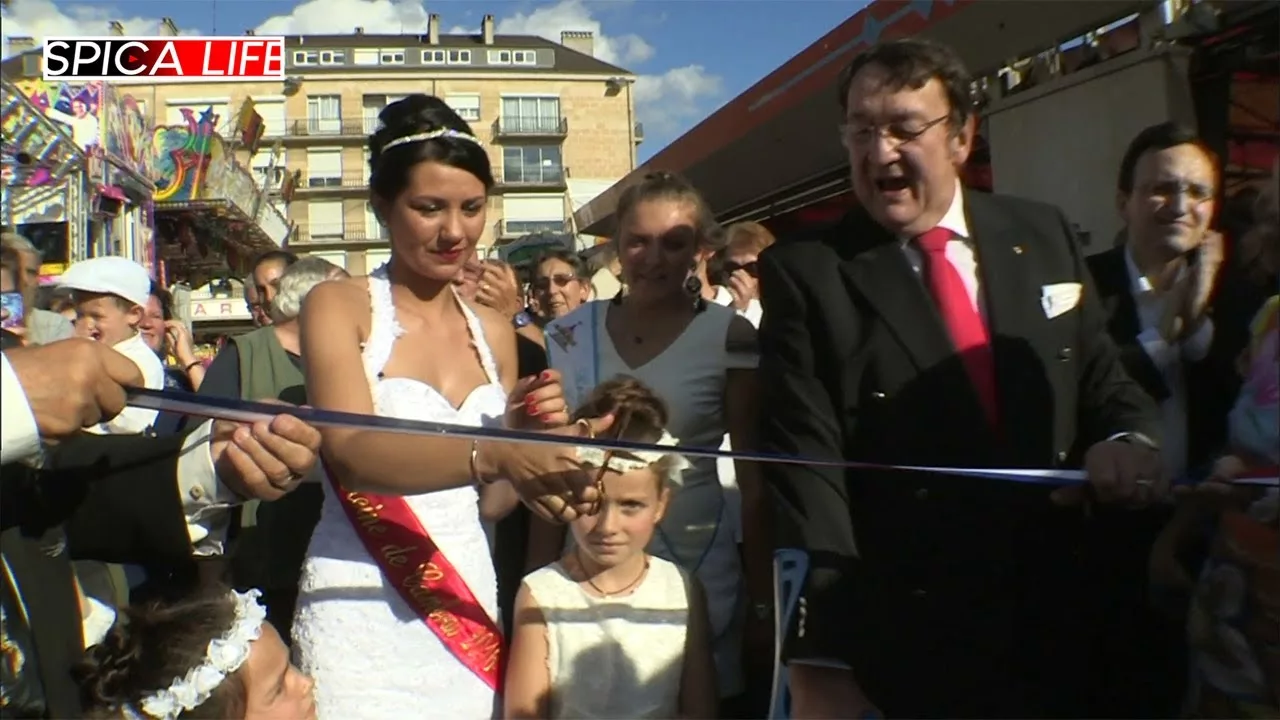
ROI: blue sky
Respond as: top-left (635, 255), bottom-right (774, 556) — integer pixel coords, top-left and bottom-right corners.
top-left (2, 0), bottom-right (864, 162)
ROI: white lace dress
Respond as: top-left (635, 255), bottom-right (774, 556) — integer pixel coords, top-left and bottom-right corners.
top-left (292, 265), bottom-right (507, 719)
top-left (524, 557), bottom-right (690, 718)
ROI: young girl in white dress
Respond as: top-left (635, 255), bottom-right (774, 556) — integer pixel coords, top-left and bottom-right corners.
top-left (503, 376), bottom-right (718, 719)
top-left (292, 95), bottom-right (613, 719)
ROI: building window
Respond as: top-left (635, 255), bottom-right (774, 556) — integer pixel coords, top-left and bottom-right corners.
top-left (362, 94), bottom-right (405, 133)
top-left (318, 50), bottom-right (346, 66)
top-left (366, 249), bottom-right (392, 272)
top-left (502, 146), bottom-right (563, 185)
top-left (165, 99), bottom-right (229, 129)
top-left (305, 250), bottom-right (348, 270)
top-left (305, 200), bottom-right (345, 241)
top-left (306, 95), bottom-right (342, 135)
top-left (380, 50), bottom-right (405, 64)
top-left (250, 148), bottom-right (286, 189)
top-left (446, 94), bottom-right (481, 122)
top-left (306, 148), bottom-right (343, 187)
top-left (353, 49), bottom-right (379, 66)
top-left (364, 202), bottom-right (385, 240)
top-left (253, 98), bottom-right (286, 138)
top-left (488, 50), bottom-right (535, 65)
top-left (500, 96), bottom-right (562, 134)
top-left (293, 50), bottom-right (318, 66)
top-left (505, 220), bottom-right (565, 235)
top-left (424, 49), bottom-right (471, 65)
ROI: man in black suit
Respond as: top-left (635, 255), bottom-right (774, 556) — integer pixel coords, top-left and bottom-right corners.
top-left (1089, 123), bottom-right (1235, 481)
top-left (1084, 124), bottom-right (1253, 717)
top-left (758, 39), bottom-right (1163, 719)
top-left (1, 338), bottom-right (321, 717)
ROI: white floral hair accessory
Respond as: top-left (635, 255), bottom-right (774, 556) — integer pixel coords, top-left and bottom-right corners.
top-left (380, 128), bottom-right (481, 152)
top-left (123, 589), bottom-right (267, 720)
top-left (577, 430), bottom-right (691, 487)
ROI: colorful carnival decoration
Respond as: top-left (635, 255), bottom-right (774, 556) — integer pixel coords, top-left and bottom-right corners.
top-left (151, 106), bottom-right (222, 202)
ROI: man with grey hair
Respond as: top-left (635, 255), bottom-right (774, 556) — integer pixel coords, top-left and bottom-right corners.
top-left (195, 254), bottom-right (347, 637)
top-left (0, 232), bottom-right (74, 344)
top-left (269, 255), bottom-right (347, 324)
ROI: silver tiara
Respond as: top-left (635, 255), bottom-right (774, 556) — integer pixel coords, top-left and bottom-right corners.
top-left (380, 128), bottom-right (481, 152)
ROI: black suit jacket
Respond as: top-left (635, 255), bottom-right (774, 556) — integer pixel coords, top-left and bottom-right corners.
top-left (1, 432), bottom-right (195, 718)
top-left (1087, 245), bottom-right (1253, 469)
top-left (757, 191), bottom-right (1160, 716)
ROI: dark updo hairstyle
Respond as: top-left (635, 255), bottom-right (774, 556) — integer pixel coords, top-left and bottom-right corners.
top-left (74, 585), bottom-right (249, 719)
top-left (367, 94), bottom-right (495, 202)
top-left (613, 171), bottom-right (723, 253)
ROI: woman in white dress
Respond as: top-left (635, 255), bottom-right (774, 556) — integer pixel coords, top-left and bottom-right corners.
top-left (292, 96), bottom-right (612, 719)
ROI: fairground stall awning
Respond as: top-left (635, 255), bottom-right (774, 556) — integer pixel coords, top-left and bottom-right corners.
top-left (151, 106), bottom-right (290, 287)
top-left (1, 75), bottom-right (93, 274)
top-left (574, 0), bottom-right (1156, 236)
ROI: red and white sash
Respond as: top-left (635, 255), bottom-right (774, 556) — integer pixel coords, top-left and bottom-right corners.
top-left (326, 469), bottom-right (503, 690)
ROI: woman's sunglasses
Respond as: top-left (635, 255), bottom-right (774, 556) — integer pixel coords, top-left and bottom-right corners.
top-left (533, 273), bottom-right (578, 291)
top-left (722, 260), bottom-right (759, 278)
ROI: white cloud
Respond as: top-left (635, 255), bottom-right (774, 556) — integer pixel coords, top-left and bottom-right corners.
top-left (254, 0), bottom-right (432, 36)
top-left (634, 65), bottom-right (724, 135)
top-left (479, 0), bottom-right (653, 68)
top-left (476, 0), bottom-right (722, 146)
top-left (1, 0), bottom-right (200, 53)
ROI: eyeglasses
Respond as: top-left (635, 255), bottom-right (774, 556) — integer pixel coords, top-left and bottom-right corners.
top-left (839, 113), bottom-right (950, 149)
top-left (533, 273), bottom-right (578, 291)
top-left (722, 260), bottom-right (758, 278)
top-left (1142, 180), bottom-right (1215, 205)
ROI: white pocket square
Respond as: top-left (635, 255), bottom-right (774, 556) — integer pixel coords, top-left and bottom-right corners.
top-left (1041, 282), bottom-right (1082, 319)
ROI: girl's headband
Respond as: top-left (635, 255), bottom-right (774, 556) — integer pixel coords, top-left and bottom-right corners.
top-left (578, 430), bottom-right (691, 487)
top-left (123, 589), bottom-right (267, 719)
top-left (379, 128), bottom-right (481, 153)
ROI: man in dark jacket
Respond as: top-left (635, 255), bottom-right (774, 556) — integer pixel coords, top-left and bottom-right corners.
top-left (1, 338), bottom-right (321, 717)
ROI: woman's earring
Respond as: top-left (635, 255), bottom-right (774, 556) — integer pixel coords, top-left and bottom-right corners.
top-left (684, 275), bottom-right (702, 297)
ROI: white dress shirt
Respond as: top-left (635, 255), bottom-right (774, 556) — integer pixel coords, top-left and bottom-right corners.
top-left (898, 181), bottom-right (984, 318)
top-left (1, 354), bottom-right (238, 646)
top-left (86, 333), bottom-right (164, 436)
top-left (712, 284), bottom-right (765, 329)
top-left (710, 285), bottom-right (762, 545)
top-left (1123, 247), bottom-right (1214, 480)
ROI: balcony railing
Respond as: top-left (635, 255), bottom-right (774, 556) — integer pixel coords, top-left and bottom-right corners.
top-left (494, 116), bottom-right (568, 138)
top-left (295, 172), bottom-right (369, 192)
top-left (495, 218), bottom-right (570, 238)
top-left (294, 225), bottom-right (387, 243)
top-left (285, 118), bottom-right (377, 138)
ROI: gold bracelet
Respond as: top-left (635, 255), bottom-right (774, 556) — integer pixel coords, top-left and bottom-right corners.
top-left (469, 439), bottom-right (487, 485)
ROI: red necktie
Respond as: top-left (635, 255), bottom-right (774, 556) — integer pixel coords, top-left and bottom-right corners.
top-left (916, 227), bottom-right (999, 426)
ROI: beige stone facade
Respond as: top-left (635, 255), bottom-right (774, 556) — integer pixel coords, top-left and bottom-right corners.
top-left (121, 27), bottom-right (638, 270)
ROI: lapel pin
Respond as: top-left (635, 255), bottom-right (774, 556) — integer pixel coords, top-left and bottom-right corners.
top-left (1012, 245), bottom-right (1024, 255)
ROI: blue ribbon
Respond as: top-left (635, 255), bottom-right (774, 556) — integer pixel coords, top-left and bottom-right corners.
top-left (126, 388), bottom-right (1278, 488)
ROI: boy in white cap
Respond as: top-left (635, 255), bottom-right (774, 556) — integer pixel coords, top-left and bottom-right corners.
top-left (57, 256), bottom-right (165, 434)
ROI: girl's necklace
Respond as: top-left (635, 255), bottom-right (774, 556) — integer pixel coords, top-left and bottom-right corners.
top-left (576, 548), bottom-right (649, 599)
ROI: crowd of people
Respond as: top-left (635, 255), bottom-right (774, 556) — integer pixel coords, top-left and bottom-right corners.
top-left (1, 37), bottom-right (1277, 719)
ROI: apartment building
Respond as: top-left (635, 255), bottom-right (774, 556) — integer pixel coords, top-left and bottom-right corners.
top-left (126, 14), bottom-right (640, 273)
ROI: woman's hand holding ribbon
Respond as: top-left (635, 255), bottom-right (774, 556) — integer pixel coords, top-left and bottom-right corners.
top-left (478, 410), bottom-right (615, 523)
top-left (505, 369), bottom-right (572, 429)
